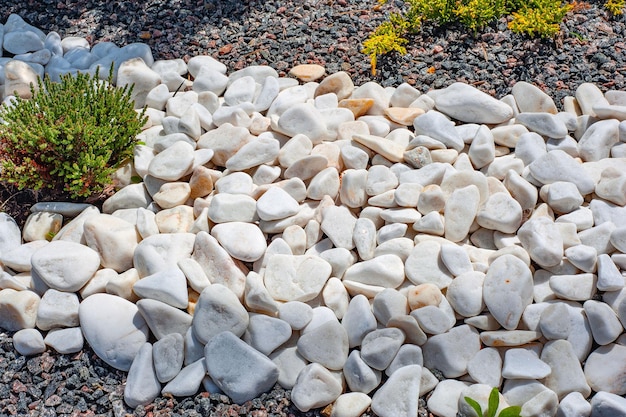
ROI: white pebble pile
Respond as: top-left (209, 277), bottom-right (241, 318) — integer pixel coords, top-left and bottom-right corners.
top-left (2, 12), bottom-right (626, 417)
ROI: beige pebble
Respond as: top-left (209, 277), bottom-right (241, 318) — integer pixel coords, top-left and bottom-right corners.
top-left (289, 64), bottom-right (325, 82)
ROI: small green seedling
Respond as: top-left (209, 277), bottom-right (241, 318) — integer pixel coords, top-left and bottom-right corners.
top-left (464, 387), bottom-right (522, 417)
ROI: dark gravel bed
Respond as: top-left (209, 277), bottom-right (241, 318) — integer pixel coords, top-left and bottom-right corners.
top-left (0, 0), bottom-right (625, 416)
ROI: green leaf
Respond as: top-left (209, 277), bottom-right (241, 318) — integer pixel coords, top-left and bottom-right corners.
top-left (498, 405), bottom-right (522, 417)
top-left (464, 396), bottom-right (483, 417)
top-left (487, 387), bottom-right (500, 417)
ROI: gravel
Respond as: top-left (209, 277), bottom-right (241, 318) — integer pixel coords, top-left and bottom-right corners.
top-left (0, 0), bottom-right (624, 416)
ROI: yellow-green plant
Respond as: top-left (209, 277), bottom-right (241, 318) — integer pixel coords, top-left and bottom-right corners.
top-left (605, 0), bottom-right (625, 14)
top-left (464, 387), bottom-right (522, 417)
top-left (0, 67), bottom-right (146, 199)
top-left (508, 0), bottom-right (573, 37)
top-left (455, 0), bottom-right (507, 33)
top-left (362, 14), bottom-right (410, 75)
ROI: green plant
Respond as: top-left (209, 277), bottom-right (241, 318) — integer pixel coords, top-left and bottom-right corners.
top-left (464, 387), bottom-right (522, 417)
top-left (605, 0), bottom-right (625, 14)
top-left (508, 0), bottom-right (573, 37)
top-left (0, 67), bottom-right (146, 199)
top-left (362, 15), bottom-right (410, 75)
top-left (455, 0), bottom-right (507, 33)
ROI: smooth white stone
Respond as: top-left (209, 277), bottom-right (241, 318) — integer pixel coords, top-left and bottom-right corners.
top-left (541, 339), bottom-right (591, 400)
top-left (444, 185), bottom-right (480, 242)
top-left (596, 254), bottom-right (624, 291)
top-left (297, 320), bottom-right (348, 370)
top-left (413, 110), bottom-right (464, 151)
top-left (411, 297), bottom-right (456, 335)
top-left (153, 333), bottom-right (184, 383)
top-left (439, 243), bottom-right (473, 277)
top-left (584, 300), bottom-right (623, 345)
top-left (343, 350), bottom-right (382, 394)
top-left (564, 245), bottom-right (597, 273)
top-left (467, 347), bottom-right (502, 387)
top-left (207, 193), bottom-right (256, 223)
top-left (270, 346), bottom-right (308, 390)
top-left (205, 331), bottom-right (279, 404)
top-left (133, 232), bottom-right (195, 278)
top-left (291, 363), bottom-right (343, 412)
top-left (79, 293), bottom-right (149, 371)
top-left (512, 81), bottom-right (558, 113)
top-left (117, 58), bottom-right (161, 108)
top-left (342, 254), bottom-right (405, 288)
top-left (264, 254), bottom-right (332, 302)
top-left (539, 302), bottom-right (571, 340)
top-left (147, 140), bottom-right (195, 181)
top-left (529, 150), bottom-right (595, 195)
top-left (31, 241), bottom-right (100, 292)
top-left (468, 125), bottom-right (496, 169)
top-left (578, 119), bottom-right (620, 162)
top-left (591, 391), bottom-right (626, 417)
top-left (595, 166), bottom-right (626, 206)
top-left (225, 136), bottom-right (280, 171)
top-left (483, 254), bottom-right (533, 330)
top-left (320, 205), bottom-right (357, 249)
top-left (385, 344), bottom-right (423, 377)
top-left (422, 324), bottom-right (481, 378)
top-left (372, 288), bottom-right (409, 326)
top-left (476, 192), bottom-right (523, 234)
top-left (584, 343), bottom-right (626, 395)
top-left (503, 170), bottom-right (538, 214)
top-left (341, 294), bottom-right (377, 348)
top-left (518, 217), bottom-right (564, 268)
top-left (433, 82), bottom-right (514, 123)
top-left (405, 241), bottom-right (454, 289)
top-left (0, 240), bottom-right (47, 273)
top-left (22, 211), bottom-right (62, 242)
top-left (502, 348), bottom-right (551, 379)
top-left (83, 214), bottom-right (138, 272)
top-left (540, 181), bottom-right (584, 214)
top-left (522, 389), bottom-right (560, 417)
top-left (480, 330), bottom-right (543, 347)
top-left (516, 112), bottom-right (568, 138)
top-left (4, 59), bottom-right (40, 99)
top-left (371, 365), bottom-right (422, 417)
top-left (256, 187), bottom-right (300, 221)
top-left (133, 267), bottom-right (188, 309)
top-left (360, 327), bottom-right (405, 371)
top-left (13, 328), bottom-right (46, 356)
top-left (192, 232), bottom-right (247, 298)
top-left (502, 379), bottom-right (549, 407)
top-left (446, 271), bottom-right (485, 317)
top-left (331, 392), bottom-right (372, 417)
top-left (323, 277), bottom-right (350, 319)
top-left (35, 288), bottom-right (79, 331)
top-left (244, 271), bottom-right (279, 315)
top-left (244, 314), bottom-right (292, 356)
top-left (550, 273), bottom-right (597, 301)
top-left (557, 392), bottom-right (592, 417)
top-left (192, 284), bottom-right (249, 344)
top-left (353, 217), bottom-right (377, 261)
top-left (427, 379), bottom-right (471, 417)
top-left (197, 123), bottom-right (251, 167)
top-left (211, 222), bottom-right (267, 262)
top-left (276, 102), bottom-right (329, 144)
top-left (124, 343), bottom-right (161, 408)
top-left (161, 359), bottom-right (206, 397)
top-left (578, 221), bottom-right (616, 255)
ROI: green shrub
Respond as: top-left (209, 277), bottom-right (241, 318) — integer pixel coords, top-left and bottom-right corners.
top-left (0, 67), bottom-right (146, 199)
top-left (364, 0), bottom-right (614, 74)
top-left (455, 0), bottom-right (507, 33)
top-left (605, 0), bottom-right (625, 14)
top-left (508, 0), bottom-right (573, 37)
